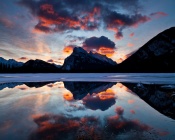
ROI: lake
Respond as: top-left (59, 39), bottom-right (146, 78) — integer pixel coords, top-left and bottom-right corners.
top-left (0, 73), bottom-right (175, 140)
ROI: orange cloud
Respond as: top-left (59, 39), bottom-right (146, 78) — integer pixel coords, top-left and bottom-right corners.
top-left (63, 92), bottom-right (74, 101)
top-left (31, 114), bottom-right (80, 134)
top-left (115, 54), bottom-right (128, 63)
top-left (128, 99), bottom-right (135, 104)
top-left (98, 88), bottom-right (116, 100)
top-left (98, 47), bottom-right (115, 57)
top-left (32, 4), bottom-right (101, 34)
top-left (30, 114), bottom-right (105, 139)
top-left (127, 43), bottom-right (134, 47)
top-left (107, 26), bottom-right (119, 32)
top-left (63, 45), bottom-right (74, 55)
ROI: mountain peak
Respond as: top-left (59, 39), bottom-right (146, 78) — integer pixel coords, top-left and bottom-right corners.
top-left (62, 47), bottom-right (117, 71)
top-left (73, 47), bottom-right (87, 54)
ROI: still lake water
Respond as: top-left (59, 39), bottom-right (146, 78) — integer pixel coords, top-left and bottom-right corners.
top-left (0, 74), bottom-right (175, 140)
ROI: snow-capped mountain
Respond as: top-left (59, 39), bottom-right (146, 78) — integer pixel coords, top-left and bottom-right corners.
top-left (62, 47), bottom-right (117, 71)
top-left (0, 57), bottom-right (23, 68)
top-left (118, 27), bottom-right (175, 72)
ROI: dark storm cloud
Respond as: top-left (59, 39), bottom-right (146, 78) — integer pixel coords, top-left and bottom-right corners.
top-left (18, 0), bottom-right (100, 33)
top-left (83, 36), bottom-right (116, 51)
top-left (115, 31), bottom-right (123, 40)
top-left (63, 36), bottom-right (116, 56)
top-left (83, 94), bottom-right (116, 111)
top-left (104, 12), bottom-right (151, 39)
top-left (17, 0), bottom-right (165, 39)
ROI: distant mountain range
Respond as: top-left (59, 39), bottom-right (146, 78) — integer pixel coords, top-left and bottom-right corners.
top-left (0, 27), bottom-right (175, 73)
top-left (0, 58), bottom-right (61, 73)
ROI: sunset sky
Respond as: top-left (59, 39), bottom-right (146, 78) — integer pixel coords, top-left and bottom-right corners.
top-left (0, 0), bottom-right (175, 65)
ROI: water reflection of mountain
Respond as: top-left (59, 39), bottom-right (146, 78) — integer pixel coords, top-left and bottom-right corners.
top-left (63, 81), bottom-right (116, 100)
top-left (1, 81), bottom-right (174, 119)
top-left (24, 82), bottom-right (55, 88)
top-left (123, 83), bottom-right (175, 120)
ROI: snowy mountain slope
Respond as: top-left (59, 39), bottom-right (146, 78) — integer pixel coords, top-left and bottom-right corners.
top-left (89, 52), bottom-right (116, 65)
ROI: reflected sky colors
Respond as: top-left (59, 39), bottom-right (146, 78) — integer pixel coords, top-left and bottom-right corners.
top-left (0, 81), bottom-right (174, 140)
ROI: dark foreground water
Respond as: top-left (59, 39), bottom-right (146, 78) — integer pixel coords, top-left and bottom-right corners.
top-left (0, 74), bottom-right (175, 140)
